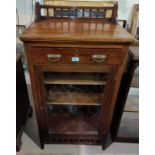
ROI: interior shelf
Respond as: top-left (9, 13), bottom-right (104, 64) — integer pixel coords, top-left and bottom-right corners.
top-left (124, 96), bottom-right (139, 112)
top-left (48, 112), bottom-right (98, 135)
top-left (46, 85), bottom-right (103, 106)
top-left (117, 112), bottom-right (139, 138)
top-left (44, 72), bottom-right (107, 86)
top-left (44, 79), bottom-right (106, 85)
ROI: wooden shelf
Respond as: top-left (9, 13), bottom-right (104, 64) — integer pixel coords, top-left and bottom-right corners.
top-left (44, 72), bottom-right (107, 86)
top-left (124, 96), bottom-right (139, 112)
top-left (44, 79), bottom-right (106, 85)
top-left (46, 85), bottom-right (103, 106)
top-left (48, 112), bottom-right (98, 135)
top-left (117, 112), bottom-right (139, 139)
top-left (47, 90), bottom-right (102, 106)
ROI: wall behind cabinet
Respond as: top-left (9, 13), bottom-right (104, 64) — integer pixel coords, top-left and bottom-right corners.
top-left (16, 0), bottom-right (35, 27)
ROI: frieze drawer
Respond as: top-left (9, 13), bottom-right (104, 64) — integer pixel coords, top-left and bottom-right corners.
top-left (29, 47), bottom-right (124, 65)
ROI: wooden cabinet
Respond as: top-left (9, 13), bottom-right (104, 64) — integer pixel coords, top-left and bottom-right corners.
top-left (16, 54), bottom-right (33, 151)
top-left (19, 3), bottom-right (134, 149)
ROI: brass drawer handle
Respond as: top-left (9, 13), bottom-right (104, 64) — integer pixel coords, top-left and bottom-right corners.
top-left (47, 54), bottom-right (62, 61)
top-left (92, 54), bottom-right (107, 62)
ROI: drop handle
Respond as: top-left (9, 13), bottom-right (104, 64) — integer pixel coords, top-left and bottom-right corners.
top-left (92, 54), bottom-right (107, 62)
top-left (47, 54), bottom-right (62, 61)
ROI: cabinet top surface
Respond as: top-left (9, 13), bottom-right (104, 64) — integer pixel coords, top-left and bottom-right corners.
top-left (20, 19), bottom-right (134, 44)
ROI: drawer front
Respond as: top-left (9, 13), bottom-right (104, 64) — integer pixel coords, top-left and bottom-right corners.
top-left (29, 47), bottom-right (124, 65)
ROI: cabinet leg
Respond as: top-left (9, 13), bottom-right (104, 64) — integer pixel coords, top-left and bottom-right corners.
top-left (16, 140), bottom-right (22, 152)
top-left (40, 141), bottom-right (44, 150)
top-left (16, 128), bottom-right (24, 152)
top-left (102, 132), bottom-right (112, 150)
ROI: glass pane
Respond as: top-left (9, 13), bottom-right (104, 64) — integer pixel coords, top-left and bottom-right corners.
top-left (43, 72), bottom-right (108, 135)
top-left (47, 104), bottom-right (100, 134)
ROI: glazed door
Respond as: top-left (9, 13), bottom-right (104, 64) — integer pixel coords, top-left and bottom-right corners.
top-left (34, 64), bottom-right (117, 142)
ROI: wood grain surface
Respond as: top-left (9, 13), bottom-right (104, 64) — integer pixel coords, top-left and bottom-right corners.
top-left (20, 19), bottom-right (133, 43)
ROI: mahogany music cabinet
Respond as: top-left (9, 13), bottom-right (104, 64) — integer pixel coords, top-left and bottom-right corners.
top-left (19, 2), bottom-right (134, 149)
